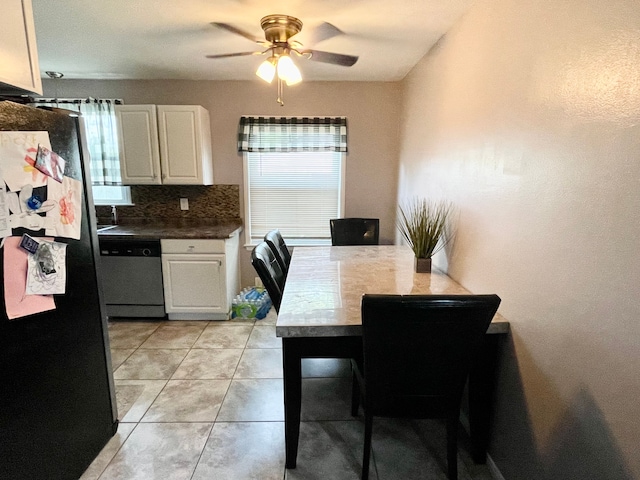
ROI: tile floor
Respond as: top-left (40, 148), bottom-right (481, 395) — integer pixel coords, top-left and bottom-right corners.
top-left (80, 310), bottom-right (495, 480)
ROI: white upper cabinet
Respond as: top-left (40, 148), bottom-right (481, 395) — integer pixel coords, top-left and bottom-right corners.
top-left (0, 0), bottom-right (43, 95)
top-left (157, 105), bottom-right (213, 185)
top-left (116, 105), bottom-right (162, 185)
top-left (116, 105), bottom-right (214, 185)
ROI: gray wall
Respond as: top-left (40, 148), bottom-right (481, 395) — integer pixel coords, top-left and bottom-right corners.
top-left (398, 0), bottom-right (640, 478)
top-left (43, 79), bottom-right (401, 286)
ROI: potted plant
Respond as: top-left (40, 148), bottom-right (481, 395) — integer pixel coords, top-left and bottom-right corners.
top-left (397, 197), bottom-right (452, 273)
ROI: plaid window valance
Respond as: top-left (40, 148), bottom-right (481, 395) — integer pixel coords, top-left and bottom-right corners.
top-left (237, 116), bottom-right (348, 153)
top-left (31, 98), bottom-right (123, 186)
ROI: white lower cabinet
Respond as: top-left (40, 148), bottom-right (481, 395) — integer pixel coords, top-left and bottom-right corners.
top-left (161, 233), bottom-right (239, 320)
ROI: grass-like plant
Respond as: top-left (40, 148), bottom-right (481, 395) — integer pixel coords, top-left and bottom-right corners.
top-left (397, 198), bottom-right (452, 258)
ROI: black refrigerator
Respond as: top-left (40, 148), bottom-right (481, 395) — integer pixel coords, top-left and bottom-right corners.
top-left (0, 101), bottom-right (117, 479)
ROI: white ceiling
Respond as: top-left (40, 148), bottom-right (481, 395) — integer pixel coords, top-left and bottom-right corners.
top-left (32, 0), bottom-right (472, 82)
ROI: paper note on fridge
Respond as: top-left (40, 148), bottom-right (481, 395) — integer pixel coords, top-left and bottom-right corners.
top-left (34, 144), bottom-right (66, 183)
top-left (0, 131), bottom-right (52, 191)
top-left (3, 236), bottom-right (56, 320)
top-left (7, 184), bottom-right (56, 232)
top-left (26, 239), bottom-right (67, 295)
top-left (0, 185), bottom-right (11, 238)
top-left (45, 175), bottom-right (83, 240)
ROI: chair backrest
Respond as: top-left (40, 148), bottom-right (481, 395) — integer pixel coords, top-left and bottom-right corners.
top-left (361, 294), bottom-right (501, 417)
top-left (330, 218), bottom-right (380, 246)
top-left (264, 229), bottom-right (291, 276)
top-left (251, 242), bottom-right (285, 312)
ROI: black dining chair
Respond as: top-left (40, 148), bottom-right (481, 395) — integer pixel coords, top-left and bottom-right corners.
top-left (330, 218), bottom-right (379, 246)
top-left (251, 242), bottom-right (286, 313)
top-left (264, 229), bottom-right (292, 278)
top-left (351, 294), bottom-right (501, 480)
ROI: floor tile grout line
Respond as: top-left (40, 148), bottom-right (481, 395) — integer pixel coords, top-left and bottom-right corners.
top-left (212, 322), bottom-right (255, 424)
top-left (192, 320), bottom-right (281, 476)
top-left (109, 319), bottom-right (162, 374)
top-left (188, 422), bottom-right (215, 480)
top-left (228, 324), bottom-right (252, 378)
top-left (142, 320), bottom-right (210, 350)
top-left (110, 320), bottom-right (167, 427)
top-left (166, 321), bottom-right (209, 381)
top-left (94, 422), bottom-right (139, 480)
top-left (146, 320), bottom-right (244, 424)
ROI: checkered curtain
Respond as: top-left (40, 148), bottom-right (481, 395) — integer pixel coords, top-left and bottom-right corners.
top-left (31, 98), bottom-right (123, 186)
top-left (237, 116), bottom-right (348, 152)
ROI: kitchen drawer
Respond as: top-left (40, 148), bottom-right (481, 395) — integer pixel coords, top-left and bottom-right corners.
top-left (161, 239), bottom-right (225, 254)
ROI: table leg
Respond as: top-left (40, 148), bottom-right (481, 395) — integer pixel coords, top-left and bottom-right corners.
top-left (468, 333), bottom-right (503, 463)
top-left (281, 336), bottom-right (363, 469)
top-left (282, 338), bottom-right (302, 469)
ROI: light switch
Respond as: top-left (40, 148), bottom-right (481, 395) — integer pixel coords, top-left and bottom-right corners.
top-left (180, 198), bottom-right (189, 210)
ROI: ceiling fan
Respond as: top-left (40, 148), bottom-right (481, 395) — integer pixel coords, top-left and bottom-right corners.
top-left (206, 14), bottom-right (359, 105)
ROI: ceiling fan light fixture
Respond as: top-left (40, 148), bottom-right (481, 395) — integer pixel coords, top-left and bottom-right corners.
top-left (277, 55), bottom-right (302, 86)
top-left (208, 14), bottom-right (358, 104)
top-left (256, 56), bottom-right (276, 83)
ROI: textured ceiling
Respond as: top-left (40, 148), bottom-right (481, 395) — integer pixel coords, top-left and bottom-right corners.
top-left (32, 0), bottom-right (472, 82)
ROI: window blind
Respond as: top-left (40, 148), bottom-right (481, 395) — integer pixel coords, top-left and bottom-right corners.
top-left (239, 116), bottom-right (347, 243)
top-left (246, 151), bottom-right (343, 242)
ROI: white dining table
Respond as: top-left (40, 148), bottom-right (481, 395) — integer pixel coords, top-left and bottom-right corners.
top-left (276, 245), bottom-right (510, 468)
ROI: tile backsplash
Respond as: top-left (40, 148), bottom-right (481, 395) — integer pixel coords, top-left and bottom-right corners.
top-left (95, 184), bottom-right (241, 222)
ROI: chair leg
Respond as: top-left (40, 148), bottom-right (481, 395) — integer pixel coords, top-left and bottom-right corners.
top-left (362, 412), bottom-right (373, 480)
top-left (351, 369), bottom-right (360, 416)
top-left (446, 415), bottom-right (458, 480)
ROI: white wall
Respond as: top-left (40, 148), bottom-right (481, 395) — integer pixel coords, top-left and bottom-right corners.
top-left (398, 0), bottom-right (640, 478)
top-left (43, 79), bottom-right (402, 286)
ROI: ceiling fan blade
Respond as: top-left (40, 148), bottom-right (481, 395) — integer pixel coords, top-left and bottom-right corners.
top-left (304, 22), bottom-right (344, 45)
top-left (301, 50), bottom-right (358, 67)
top-left (210, 22), bottom-right (265, 44)
top-left (205, 51), bottom-right (262, 59)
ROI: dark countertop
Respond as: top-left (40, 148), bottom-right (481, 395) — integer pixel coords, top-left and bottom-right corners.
top-left (97, 219), bottom-right (243, 241)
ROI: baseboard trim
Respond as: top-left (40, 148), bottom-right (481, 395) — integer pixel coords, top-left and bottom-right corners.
top-left (460, 412), bottom-right (505, 480)
top-left (487, 454), bottom-right (506, 480)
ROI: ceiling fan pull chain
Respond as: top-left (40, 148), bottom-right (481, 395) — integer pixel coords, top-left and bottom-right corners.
top-left (277, 77), bottom-right (284, 106)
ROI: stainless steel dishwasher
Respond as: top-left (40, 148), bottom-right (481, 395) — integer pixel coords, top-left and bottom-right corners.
top-left (99, 238), bottom-right (165, 318)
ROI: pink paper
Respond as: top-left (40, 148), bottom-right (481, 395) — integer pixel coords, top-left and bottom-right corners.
top-left (3, 236), bottom-right (55, 320)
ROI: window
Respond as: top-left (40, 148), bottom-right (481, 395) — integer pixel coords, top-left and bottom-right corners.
top-left (239, 116), bottom-right (347, 245)
top-left (90, 185), bottom-right (132, 205)
top-left (31, 98), bottom-right (131, 206)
